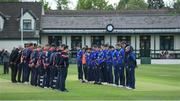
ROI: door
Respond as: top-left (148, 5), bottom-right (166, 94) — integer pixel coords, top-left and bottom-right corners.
top-left (140, 35), bottom-right (151, 57)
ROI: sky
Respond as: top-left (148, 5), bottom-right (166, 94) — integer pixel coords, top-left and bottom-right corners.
top-left (23, 0), bottom-right (176, 10)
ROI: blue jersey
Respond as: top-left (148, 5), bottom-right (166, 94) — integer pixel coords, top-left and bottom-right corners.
top-left (106, 50), bottom-right (113, 65)
top-left (43, 50), bottom-right (51, 64)
top-left (23, 48), bottom-right (33, 63)
top-left (77, 49), bottom-right (83, 62)
top-left (49, 52), bottom-right (56, 66)
top-left (103, 49), bottom-right (108, 63)
top-left (97, 50), bottom-right (104, 65)
top-left (90, 51), bottom-right (95, 67)
top-left (118, 48), bottom-right (125, 65)
top-left (30, 50), bottom-right (39, 65)
top-left (36, 51), bottom-right (44, 67)
top-left (125, 52), bottom-right (137, 68)
top-left (112, 49), bottom-right (119, 66)
top-left (85, 52), bottom-right (91, 67)
top-left (90, 50), bottom-right (98, 67)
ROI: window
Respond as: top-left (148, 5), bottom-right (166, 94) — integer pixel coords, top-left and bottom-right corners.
top-left (117, 36), bottom-right (131, 45)
top-left (160, 36), bottom-right (174, 50)
top-left (0, 16), bottom-right (4, 31)
top-left (71, 36), bottom-right (82, 50)
top-left (48, 36), bottom-right (62, 46)
top-left (23, 19), bottom-right (32, 30)
top-left (91, 36), bottom-right (104, 46)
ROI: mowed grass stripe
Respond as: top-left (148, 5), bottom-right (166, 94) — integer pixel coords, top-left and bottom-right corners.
top-left (0, 64), bottom-right (180, 100)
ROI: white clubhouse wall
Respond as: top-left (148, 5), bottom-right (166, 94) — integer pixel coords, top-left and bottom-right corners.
top-left (0, 40), bottom-right (38, 52)
top-left (41, 34), bottom-right (180, 51)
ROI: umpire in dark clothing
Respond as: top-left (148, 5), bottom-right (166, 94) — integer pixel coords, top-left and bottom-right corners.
top-left (9, 48), bottom-right (19, 83)
top-left (60, 45), bottom-right (69, 92)
top-left (16, 48), bottom-right (23, 82)
top-left (2, 49), bottom-right (10, 74)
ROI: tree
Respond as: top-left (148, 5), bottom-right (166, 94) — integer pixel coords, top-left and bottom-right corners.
top-left (38, 0), bottom-right (51, 11)
top-left (105, 4), bottom-right (115, 11)
top-left (92, 0), bottom-right (108, 10)
top-left (116, 0), bottom-right (129, 10)
top-left (76, 0), bottom-right (93, 10)
top-left (116, 0), bottom-right (148, 10)
top-left (55, 0), bottom-right (69, 10)
top-left (0, 0), bottom-right (19, 2)
top-left (76, 0), bottom-right (115, 10)
top-left (127, 0), bottom-right (148, 10)
top-left (148, 0), bottom-right (165, 9)
top-left (174, 0), bottom-right (180, 13)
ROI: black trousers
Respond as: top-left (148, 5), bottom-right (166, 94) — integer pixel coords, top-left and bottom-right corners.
top-left (94, 65), bottom-right (102, 84)
top-left (101, 62), bottom-right (107, 82)
top-left (77, 61), bottom-right (83, 80)
top-left (22, 62), bottom-right (31, 83)
top-left (10, 64), bottom-right (18, 82)
top-left (50, 66), bottom-right (57, 88)
top-left (119, 65), bottom-right (125, 86)
top-left (56, 67), bottom-right (68, 91)
top-left (17, 63), bottom-right (22, 82)
top-left (107, 63), bottom-right (113, 84)
top-left (59, 67), bottom-right (68, 91)
top-left (31, 67), bottom-right (38, 86)
top-left (37, 66), bottom-right (45, 87)
top-left (82, 64), bottom-right (88, 80)
top-left (43, 67), bottom-right (50, 87)
top-left (3, 62), bottom-right (9, 74)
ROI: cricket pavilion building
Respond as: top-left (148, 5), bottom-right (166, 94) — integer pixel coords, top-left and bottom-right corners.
top-left (40, 10), bottom-right (180, 64)
top-left (0, 2), bottom-right (180, 64)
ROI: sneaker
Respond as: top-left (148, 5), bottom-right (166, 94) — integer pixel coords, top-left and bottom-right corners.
top-left (44, 87), bottom-right (48, 89)
top-left (102, 82), bottom-right (108, 85)
top-left (126, 87), bottom-right (133, 90)
top-left (81, 80), bottom-right (86, 83)
top-left (63, 89), bottom-right (69, 92)
top-left (118, 85), bottom-right (124, 88)
top-left (97, 82), bottom-right (102, 85)
top-left (112, 84), bottom-right (117, 87)
top-left (24, 82), bottom-right (29, 85)
top-left (94, 82), bottom-right (98, 84)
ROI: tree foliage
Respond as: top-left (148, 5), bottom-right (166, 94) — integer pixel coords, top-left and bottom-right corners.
top-left (76, 0), bottom-right (93, 10)
top-left (148, 0), bottom-right (165, 9)
top-left (38, 0), bottom-right (51, 11)
top-left (116, 0), bottom-right (148, 10)
top-left (55, 0), bottom-right (69, 10)
top-left (174, 0), bottom-right (180, 13)
top-left (76, 0), bottom-right (115, 10)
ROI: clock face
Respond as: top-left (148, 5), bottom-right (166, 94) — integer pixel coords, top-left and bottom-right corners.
top-left (106, 24), bottom-right (114, 32)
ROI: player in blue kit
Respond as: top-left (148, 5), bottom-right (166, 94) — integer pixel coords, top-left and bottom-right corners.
top-left (125, 45), bottom-right (137, 89)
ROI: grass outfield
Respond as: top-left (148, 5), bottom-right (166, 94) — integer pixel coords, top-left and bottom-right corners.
top-left (0, 64), bottom-right (180, 100)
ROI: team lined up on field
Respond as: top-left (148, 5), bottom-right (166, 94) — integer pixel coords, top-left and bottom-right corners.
top-left (76, 42), bottom-right (137, 89)
top-left (9, 44), bottom-right (69, 92)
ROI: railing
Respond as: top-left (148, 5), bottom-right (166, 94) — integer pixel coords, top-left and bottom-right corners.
top-left (135, 50), bottom-right (180, 59)
top-left (70, 49), bottom-right (180, 60)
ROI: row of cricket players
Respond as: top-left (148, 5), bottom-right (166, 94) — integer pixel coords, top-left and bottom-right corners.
top-left (76, 42), bottom-right (137, 89)
top-left (9, 43), bottom-right (69, 92)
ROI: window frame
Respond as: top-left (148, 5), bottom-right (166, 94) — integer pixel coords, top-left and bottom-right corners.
top-left (160, 35), bottom-right (174, 51)
top-left (48, 36), bottom-right (62, 46)
top-left (117, 36), bottom-right (131, 45)
top-left (23, 19), bottom-right (32, 31)
top-left (0, 16), bottom-right (4, 31)
top-left (71, 36), bottom-right (82, 50)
